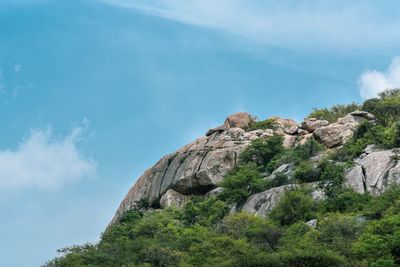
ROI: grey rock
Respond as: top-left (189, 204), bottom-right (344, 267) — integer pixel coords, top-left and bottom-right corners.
top-left (205, 187), bottom-right (224, 198)
top-left (241, 185), bottom-right (294, 217)
top-left (301, 118), bottom-right (329, 132)
top-left (160, 189), bottom-right (191, 209)
top-left (345, 149), bottom-right (400, 195)
top-left (306, 219), bottom-right (318, 229)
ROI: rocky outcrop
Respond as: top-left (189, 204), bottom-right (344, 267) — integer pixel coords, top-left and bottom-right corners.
top-left (206, 112), bottom-right (253, 136)
top-left (160, 189), bottom-right (191, 209)
top-left (301, 118), bottom-right (329, 132)
top-left (241, 185), bottom-right (294, 217)
top-left (345, 148), bottom-right (400, 195)
top-left (110, 113), bottom-right (282, 225)
top-left (313, 111), bottom-right (374, 148)
top-left (110, 110), bottom-right (380, 225)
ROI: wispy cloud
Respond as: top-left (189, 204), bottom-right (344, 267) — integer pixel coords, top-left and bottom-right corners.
top-left (99, 0), bottom-right (400, 51)
top-left (358, 57), bottom-right (400, 99)
top-left (0, 124), bottom-right (96, 190)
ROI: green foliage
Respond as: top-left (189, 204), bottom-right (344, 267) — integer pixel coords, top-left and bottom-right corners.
top-left (308, 102), bottom-right (360, 123)
top-left (218, 164), bottom-right (266, 205)
top-left (363, 186), bottom-right (400, 219)
top-left (321, 188), bottom-right (371, 213)
top-left (292, 161), bottom-right (320, 183)
top-left (277, 138), bottom-right (324, 166)
top-left (353, 214), bottom-right (400, 266)
top-left (248, 118), bottom-right (278, 131)
top-left (269, 187), bottom-right (319, 226)
top-left (218, 212), bottom-right (283, 250)
top-left (318, 161), bottom-right (345, 199)
top-left (334, 121), bottom-right (398, 162)
top-left (264, 172), bottom-right (290, 190)
top-left (239, 135), bottom-right (285, 172)
top-left (363, 89), bottom-right (400, 127)
top-left (182, 197), bottom-right (228, 226)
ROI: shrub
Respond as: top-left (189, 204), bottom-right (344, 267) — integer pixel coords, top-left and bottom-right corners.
top-left (270, 187), bottom-right (319, 226)
top-left (219, 164), bottom-right (266, 205)
top-left (248, 118), bottom-right (278, 131)
top-left (292, 161), bottom-right (320, 183)
top-left (353, 214), bottom-right (400, 266)
top-left (239, 136), bottom-right (285, 172)
top-left (182, 197), bottom-right (228, 226)
top-left (363, 89), bottom-right (400, 127)
top-left (277, 138), bottom-right (324, 166)
top-left (318, 161), bottom-right (345, 199)
top-left (218, 212), bottom-right (283, 250)
top-left (308, 103), bottom-right (360, 123)
top-left (363, 185), bottom-right (400, 219)
top-left (264, 172), bottom-right (290, 190)
top-left (321, 188), bottom-right (370, 213)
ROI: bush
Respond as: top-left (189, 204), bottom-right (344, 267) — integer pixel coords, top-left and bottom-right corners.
top-left (277, 139), bottom-right (324, 166)
top-left (353, 214), bottom-right (400, 266)
top-left (239, 136), bottom-right (285, 172)
top-left (321, 188), bottom-right (370, 213)
top-left (270, 187), bottom-right (319, 226)
top-left (219, 164), bottom-right (266, 205)
top-left (292, 161), bottom-right (320, 183)
top-left (308, 103), bottom-right (361, 123)
top-left (218, 212), bottom-right (283, 250)
top-left (318, 161), bottom-right (345, 199)
top-left (248, 118), bottom-right (278, 131)
top-left (182, 197), bottom-right (228, 226)
top-left (363, 89), bottom-right (400, 127)
top-left (363, 186), bottom-right (400, 219)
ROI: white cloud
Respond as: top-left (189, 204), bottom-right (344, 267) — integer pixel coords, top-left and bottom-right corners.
top-left (99, 0), bottom-right (400, 51)
top-left (358, 57), bottom-right (400, 99)
top-left (0, 125), bottom-right (96, 190)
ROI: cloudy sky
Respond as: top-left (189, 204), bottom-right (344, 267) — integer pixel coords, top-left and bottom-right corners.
top-left (1, 0), bottom-right (400, 266)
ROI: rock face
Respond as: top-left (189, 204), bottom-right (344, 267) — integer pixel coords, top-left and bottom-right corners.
top-left (241, 185), bottom-right (294, 217)
top-left (110, 113), bottom-right (281, 225)
top-left (345, 148), bottom-right (400, 195)
top-left (313, 111), bottom-right (374, 148)
top-left (160, 189), bottom-right (191, 209)
top-left (206, 112), bottom-right (253, 136)
top-left (110, 110), bottom-right (382, 225)
top-left (301, 118), bottom-right (329, 132)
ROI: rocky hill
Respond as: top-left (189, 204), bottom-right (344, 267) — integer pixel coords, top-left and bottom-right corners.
top-left (110, 109), bottom-right (399, 225)
top-left (45, 89), bottom-right (400, 267)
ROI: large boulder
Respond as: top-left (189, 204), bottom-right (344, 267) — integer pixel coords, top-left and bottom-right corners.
top-left (345, 148), bottom-right (400, 195)
top-left (270, 117), bottom-right (298, 135)
top-left (160, 189), bottom-right (191, 209)
top-left (313, 112), bottom-right (374, 148)
top-left (241, 185), bottom-right (293, 217)
top-left (301, 118), bottom-right (329, 132)
top-left (206, 112), bottom-right (253, 136)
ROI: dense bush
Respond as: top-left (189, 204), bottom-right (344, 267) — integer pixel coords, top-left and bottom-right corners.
top-left (239, 135), bottom-right (285, 172)
top-left (248, 118), bottom-right (278, 131)
top-left (292, 161), bottom-right (320, 183)
top-left (363, 89), bottom-right (400, 127)
top-left (308, 102), bottom-right (360, 123)
top-left (218, 164), bottom-right (267, 205)
top-left (269, 187), bottom-right (319, 226)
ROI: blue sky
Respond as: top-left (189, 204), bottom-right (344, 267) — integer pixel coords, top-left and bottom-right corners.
top-left (1, 0), bottom-right (400, 266)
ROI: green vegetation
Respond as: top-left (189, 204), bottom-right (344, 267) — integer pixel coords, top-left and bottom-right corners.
top-left (248, 118), bottom-right (278, 131)
top-left (45, 89), bottom-right (400, 267)
top-left (308, 102), bottom-right (360, 123)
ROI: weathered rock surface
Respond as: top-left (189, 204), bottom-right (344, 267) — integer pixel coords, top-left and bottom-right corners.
top-left (110, 113), bottom-right (278, 225)
top-left (206, 112), bottom-right (253, 136)
top-left (345, 148), bottom-right (400, 195)
top-left (160, 189), bottom-right (191, 209)
top-left (313, 112), bottom-right (374, 148)
top-left (301, 118), bottom-right (329, 132)
top-left (241, 185), bottom-right (294, 217)
top-left (110, 110), bottom-right (382, 225)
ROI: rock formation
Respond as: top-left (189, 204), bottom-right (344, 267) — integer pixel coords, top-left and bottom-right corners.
top-left (110, 110), bottom-right (378, 225)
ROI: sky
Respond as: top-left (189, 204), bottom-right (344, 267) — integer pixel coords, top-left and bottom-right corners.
top-left (1, 0), bottom-right (400, 266)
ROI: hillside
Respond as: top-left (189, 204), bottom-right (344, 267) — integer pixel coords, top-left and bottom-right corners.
top-left (45, 89), bottom-right (400, 267)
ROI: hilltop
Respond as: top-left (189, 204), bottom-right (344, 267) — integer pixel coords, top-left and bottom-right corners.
top-left (45, 89), bottom-right (400, 267)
